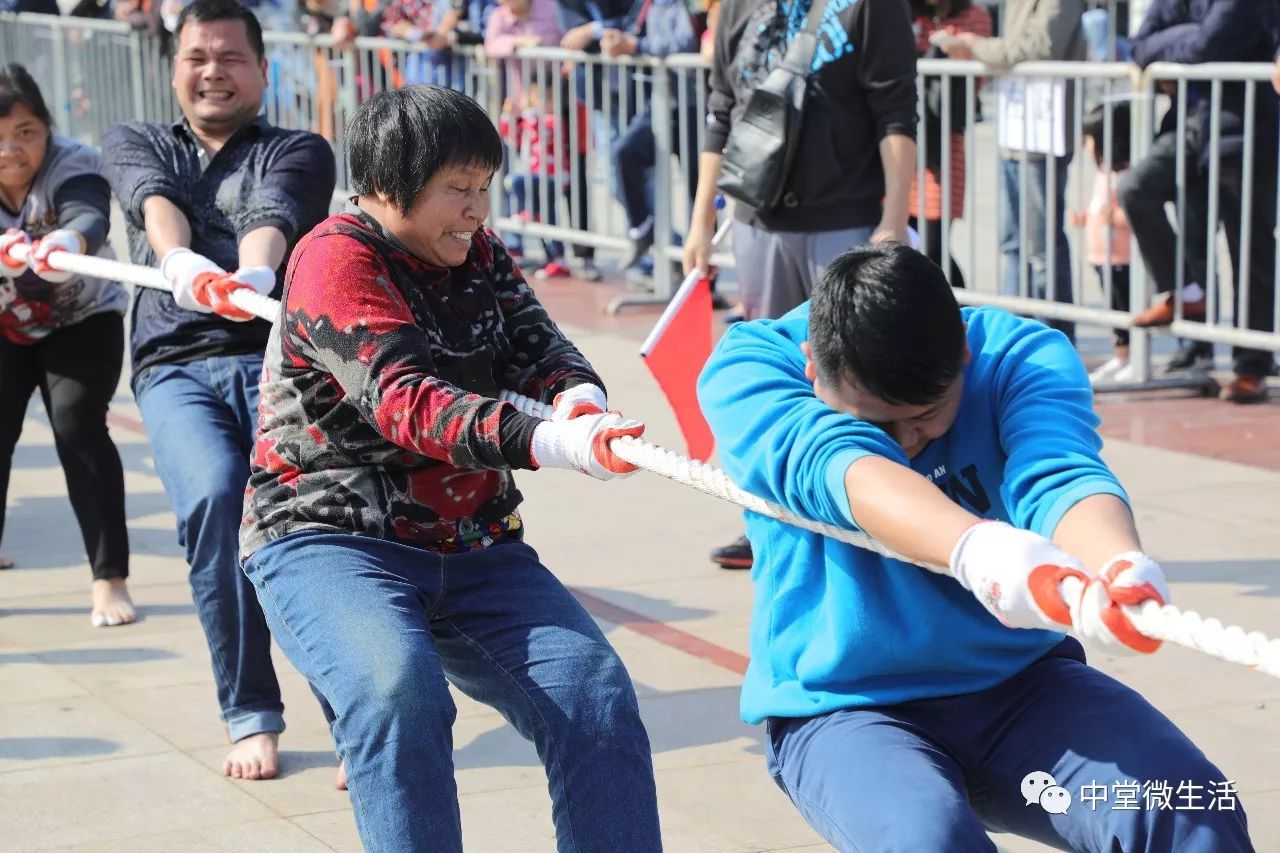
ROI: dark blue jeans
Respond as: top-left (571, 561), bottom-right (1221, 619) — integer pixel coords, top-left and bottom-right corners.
top-left (243, 531), bottom-right (661, 853)
top-left (134, 353), bottom-right (284, 741)
top-left (999, 154), bottom-right (1077, 343)
top-left (765, 639), bottom-right (1251, 852)
top-left (613, 106), bottom-right (700, 231)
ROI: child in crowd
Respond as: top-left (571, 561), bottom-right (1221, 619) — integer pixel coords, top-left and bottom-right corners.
top-left (1070, 102), bottom-right (1136, 385)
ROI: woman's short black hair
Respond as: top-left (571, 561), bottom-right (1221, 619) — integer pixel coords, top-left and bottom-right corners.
top-left (809, 244), bottom-right (967, 407)
top-left (1082, 101), bottom-right (1131, 172)
top-left (347, 85), bottom-right (504, 213)
top-left (0, 63), bottom-right (52, 127)
top-left (175, 0), bottom-right (265, 59)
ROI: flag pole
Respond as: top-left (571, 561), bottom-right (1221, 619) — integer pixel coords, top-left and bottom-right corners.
top-left (639, 214), bottom-right (734, 358)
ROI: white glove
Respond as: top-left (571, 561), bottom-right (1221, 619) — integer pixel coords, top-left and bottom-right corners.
top-left (551, 383), bottom-right (607, 421)
top-left (1072, 551), bottom-right (1170, 654)
top-left (531, 410), bottom-right (645, 480)
top-left (161, 247), bottom-right (225, 313)
top-left (230, 265), bottom-right (277, 295)
top-left (29, 229), bottom-right (83, 283)
top-left (948, 521), bottom-right (1089, 631)
top-left (0, 229), bottom-right (30, 277)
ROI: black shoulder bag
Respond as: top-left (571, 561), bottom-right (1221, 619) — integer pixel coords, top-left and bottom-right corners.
top-left (716, 0), bottom-right (832, 213)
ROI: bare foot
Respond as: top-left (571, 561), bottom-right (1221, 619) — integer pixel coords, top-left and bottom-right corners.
top-left (91, 578), bottom-right (136, 627)
top-left (223, 732), bottom-right (280, 780)
top-left (0, 555), bottom-right (13, 570)
top-left (335, 759), bottom-right (347, 790)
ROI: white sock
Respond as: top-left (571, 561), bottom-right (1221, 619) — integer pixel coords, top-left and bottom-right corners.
top-left (1183, 282), bottom-right (1205, 302)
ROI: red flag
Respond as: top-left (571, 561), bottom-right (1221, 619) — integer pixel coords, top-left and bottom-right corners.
top-left (641, 275), bottom-right (716, 462)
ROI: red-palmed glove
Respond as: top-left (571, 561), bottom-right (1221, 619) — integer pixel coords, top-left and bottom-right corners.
top-left (161, 247), bottom-right (225, 313)
top-left (1072, 551), bottom-right (1170, 654)
top-left (550, 383), bottom-right (607, 420)
top-left (948, 520), bottom-right (1089, 631)
top-left (0, 229), bottom-right (30, 277)
top-left (191, 266), bottom-right (275, 322)
top-left (530, 410), bottom-right (645, 480)
top-left (29, 229), bottom-right (83, 283)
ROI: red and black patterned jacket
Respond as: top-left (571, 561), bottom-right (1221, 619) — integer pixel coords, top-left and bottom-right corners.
top-left (239, 207), bottom-right (602, 558)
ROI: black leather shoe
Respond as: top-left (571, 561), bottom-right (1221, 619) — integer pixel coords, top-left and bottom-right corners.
top-left (711, 535), bottom-right (753, 570)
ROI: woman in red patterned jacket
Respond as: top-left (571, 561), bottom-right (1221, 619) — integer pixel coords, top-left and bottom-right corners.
top-left (238, 86), bottom-right (662, 853)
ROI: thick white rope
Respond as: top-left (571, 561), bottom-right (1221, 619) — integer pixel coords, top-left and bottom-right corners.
top-left (8, 245), bottom-right (281, 322)
top-left (16, 248), bottom-right (1277, 677)
top-left (500, 392), bottom-right (1280, 679)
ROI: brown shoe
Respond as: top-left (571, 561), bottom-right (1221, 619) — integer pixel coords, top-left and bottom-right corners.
top-left (1220, 374), bottom-right (1270, 404)
top-left (1133, 293), bottom-right (1207, 327)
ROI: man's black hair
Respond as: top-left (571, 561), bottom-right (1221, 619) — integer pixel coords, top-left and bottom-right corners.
top-left (1082, 101), bottom-right (1131, 171)
top-left (347, 85), bottom-right (504, 213)
top-left (0, 63), bottom-right (53, 127)
top-left (175, 0), bottom-right (266, 60)
top-left (809, 244), bottom-right (967, 407)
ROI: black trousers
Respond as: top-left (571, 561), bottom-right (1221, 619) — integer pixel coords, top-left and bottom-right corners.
top-left (0, 310), bottom-right (129, 579)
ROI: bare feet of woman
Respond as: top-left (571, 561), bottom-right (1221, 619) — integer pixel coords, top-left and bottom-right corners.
top-left (223, 732), bottom-right (280, 780)
top-left (335, 759), bottom-right (347, 790)
top-left (90, 578), bottom-right (136, 627)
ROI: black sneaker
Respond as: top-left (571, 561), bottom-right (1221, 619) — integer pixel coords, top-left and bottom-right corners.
top-left (1165, 341), bottom-right (1214, 373)
top-left (711, 535), bottom-right (753, 570)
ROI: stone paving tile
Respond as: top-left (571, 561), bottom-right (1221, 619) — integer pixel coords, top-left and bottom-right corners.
top-left (47, 819), bottom-right (333, 853)
top-left (286, 810), bottom-right (364, 853)
top-left (0, 753), bottom-right (275, 851)
top-left (0, 649), bottom-right (88, 706)
top-left (0, 694), bottom-right (171, 774)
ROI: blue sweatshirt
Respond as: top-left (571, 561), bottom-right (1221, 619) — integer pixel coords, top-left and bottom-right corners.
top-left (697, 305), bottom-right (1129, 725)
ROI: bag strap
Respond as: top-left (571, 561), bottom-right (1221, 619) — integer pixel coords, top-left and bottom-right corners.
top-left (780, 0), bottom-right (835, 76)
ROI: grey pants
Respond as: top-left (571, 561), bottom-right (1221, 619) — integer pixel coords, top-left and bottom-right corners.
top-left (732, 220), bottom-right (875, 320)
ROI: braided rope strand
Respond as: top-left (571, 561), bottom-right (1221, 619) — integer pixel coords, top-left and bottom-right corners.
top-left (16, 247), bottom-right (1275, 677)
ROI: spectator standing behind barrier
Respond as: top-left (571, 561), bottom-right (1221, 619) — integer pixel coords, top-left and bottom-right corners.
top-left (1071, 102), bottom-right (1137, 385)
top-left (937, 0), bottom-right (1085, 344)
top-left (556, 0), bottom-right (640, 282)
top-left (686, 0), bottom-right (918, 572)
top-left (0, 64), bottom-right (134, 627)
top-left (601, 0), bottom-right (699, 289)
top-left (485, 0), bottom-right (563, 263)
top-left (100, 0), bottom-right (336, 781)
top-left (909, 0), bottom-right (992, 289)
top-left (1122, 0), bottom-right (1280, 404)
top-left (239, 85), bottom-right (660, 853)
top-left (0, 0), bottom-right (59, 13)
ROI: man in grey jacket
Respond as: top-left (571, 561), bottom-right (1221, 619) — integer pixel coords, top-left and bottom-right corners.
top-left (939, 0), bottom-right (1085, 343)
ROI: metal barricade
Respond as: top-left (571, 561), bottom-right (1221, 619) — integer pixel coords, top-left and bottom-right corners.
top-left (3, 10), bottom-right (1277, 377)
top-left (1137, 62), bottom-right (1280, 369)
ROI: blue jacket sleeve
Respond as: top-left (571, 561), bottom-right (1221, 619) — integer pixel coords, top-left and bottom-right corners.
top-left (991, 319), bottom-right (1128, 537)
top-left (1130, 0), bottom-right (1186, 45)
top-left (234, 133), bottom-right (336, 242)
top-left (697, 313), bottom-right (909, 531)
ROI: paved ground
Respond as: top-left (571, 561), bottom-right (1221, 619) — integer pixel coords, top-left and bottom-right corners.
top-left (2, 266), bottom-right (1278, 852)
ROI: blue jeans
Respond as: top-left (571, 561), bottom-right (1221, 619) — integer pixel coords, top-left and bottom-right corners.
top-left (613, 106), bottom-right (700, 231)
top-left (764, 639), bottom-right (1251, 852)
top-left (242, 531), bottom-right (661, 853)
top-left (999, 155), bottom-right (1076, 342)
top-left (134, 354), bottom-right (284, 742)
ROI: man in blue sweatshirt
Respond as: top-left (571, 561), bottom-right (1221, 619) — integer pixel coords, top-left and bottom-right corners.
top-left (698, 244), bottom-right (1251, 851)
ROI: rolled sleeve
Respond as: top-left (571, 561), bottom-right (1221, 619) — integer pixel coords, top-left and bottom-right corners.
top-left (100, 123), bottom-right (187, 226)
top-left (234, 133), bottom-right (336, 242)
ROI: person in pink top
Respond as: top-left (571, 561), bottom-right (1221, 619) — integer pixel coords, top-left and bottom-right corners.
top-left (1069, 102), bottom-right (1136, 385)
top-left (484, 0), bottom-right (562, 59)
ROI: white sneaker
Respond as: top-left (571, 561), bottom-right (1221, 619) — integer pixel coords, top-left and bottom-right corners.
top-left (1089, 355), bottom-right (1131, 385)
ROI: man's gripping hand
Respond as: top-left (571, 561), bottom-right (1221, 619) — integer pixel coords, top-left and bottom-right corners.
top-left (191, 266), bottom-right (274, 322)
top-left (550, 384), bottom-right (607, 421)
top-left (531, 410), bottom-right (645, 480)
top-left (1072, 552), bottom-right (1170, 654)
top-left (949, 521), bottom-right (1089, 631)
